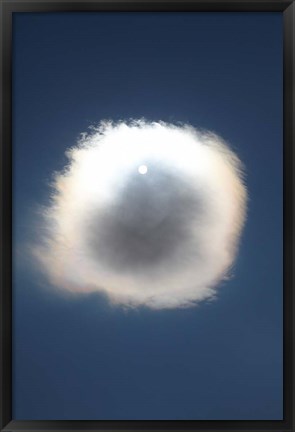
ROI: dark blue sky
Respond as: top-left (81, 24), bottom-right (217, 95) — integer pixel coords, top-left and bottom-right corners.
top-left (12, 12), bottom-right (283, 420)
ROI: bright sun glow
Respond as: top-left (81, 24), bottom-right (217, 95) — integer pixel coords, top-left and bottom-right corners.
top-left (33, 120), bottom-right (247, 310)
top-left (138, 165), bottom-right (148, 174)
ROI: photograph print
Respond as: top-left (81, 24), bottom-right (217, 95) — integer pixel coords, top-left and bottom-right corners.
top-left (12, 10), bottom-right (283, 421)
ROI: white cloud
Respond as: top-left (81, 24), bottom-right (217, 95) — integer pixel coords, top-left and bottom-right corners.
top-left (33, 120), bottom-right (247, 309)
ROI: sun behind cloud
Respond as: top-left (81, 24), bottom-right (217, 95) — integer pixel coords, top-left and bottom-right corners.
top-left (33, 120), bottom-right (247, 309)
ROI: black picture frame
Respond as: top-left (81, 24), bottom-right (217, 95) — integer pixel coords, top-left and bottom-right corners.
top-left (0, 0), bottom-right (294, 431)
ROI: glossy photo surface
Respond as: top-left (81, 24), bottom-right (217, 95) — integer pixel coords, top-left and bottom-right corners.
top-left (12, 12), bottom-right (283, 420)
